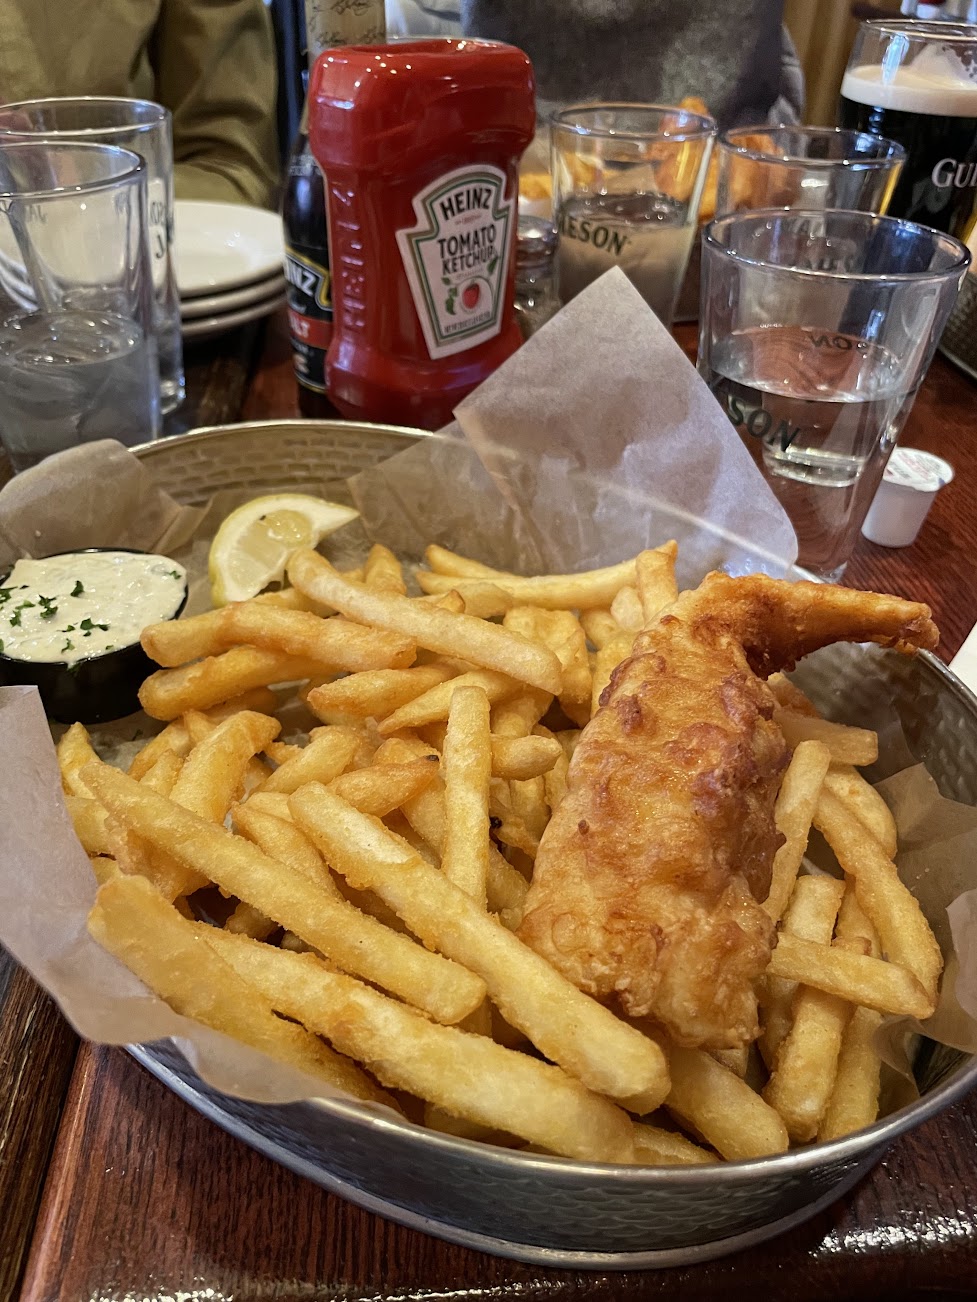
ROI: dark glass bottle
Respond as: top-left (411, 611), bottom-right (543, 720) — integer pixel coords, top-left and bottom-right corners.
top-left (282, 128), bottom-right (334, 417)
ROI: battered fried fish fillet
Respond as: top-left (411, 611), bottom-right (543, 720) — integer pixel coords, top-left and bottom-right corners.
top-left (518, 573), bottom-right (938, 1050)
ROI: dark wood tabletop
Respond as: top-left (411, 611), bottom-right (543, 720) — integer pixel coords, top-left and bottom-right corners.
top-left (4, 310), bottom-right (977, 1302)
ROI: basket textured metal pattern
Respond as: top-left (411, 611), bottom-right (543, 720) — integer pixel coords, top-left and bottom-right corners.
top-left (129, 421), bottom-right (977, 1269)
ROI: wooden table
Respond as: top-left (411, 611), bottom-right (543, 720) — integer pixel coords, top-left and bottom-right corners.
top-left (4, 311), bottom-right (977, 1302)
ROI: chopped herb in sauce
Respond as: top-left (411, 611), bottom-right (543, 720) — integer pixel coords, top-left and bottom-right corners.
top-left (38, 595), bottom-right (59, 620)
top-left (80, 617), bottom-right (110, 638)
top-left (71, 580), bottom-right (85, 597)
top-left (9, 602), bottom-right (35, 627)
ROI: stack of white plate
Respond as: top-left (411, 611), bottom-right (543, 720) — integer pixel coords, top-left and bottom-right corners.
top-left (176, 200), bottom-right (286, 341)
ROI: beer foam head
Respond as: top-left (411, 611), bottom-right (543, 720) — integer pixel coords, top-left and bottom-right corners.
top-left (843, 44), bottom-right (977, 116)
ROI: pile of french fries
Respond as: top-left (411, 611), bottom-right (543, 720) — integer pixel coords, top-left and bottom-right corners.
top-left (60, 533), bottom-right (943, 1166)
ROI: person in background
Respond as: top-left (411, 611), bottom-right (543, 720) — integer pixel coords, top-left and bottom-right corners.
top-left (0, 0), bottom-right (279, 208)
top-left (391, 0), bottom-right (803, 129)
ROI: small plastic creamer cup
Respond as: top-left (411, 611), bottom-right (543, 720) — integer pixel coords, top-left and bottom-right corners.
top-left (861, 448), bottom-right (954, 548)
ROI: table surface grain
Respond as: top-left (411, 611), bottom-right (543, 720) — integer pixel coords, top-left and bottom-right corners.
top-left (6, 312), bottom-right (977, 1302)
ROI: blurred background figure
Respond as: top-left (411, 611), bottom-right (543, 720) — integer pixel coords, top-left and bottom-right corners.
top-left (386, 0), bottom-right (461, 35)
top-left (1, 0), bottom-right (279, 207)
top-left (459, 1), bottom-right (804, 129)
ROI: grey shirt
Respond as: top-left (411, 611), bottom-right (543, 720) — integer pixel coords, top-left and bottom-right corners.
top-left (460, 0), bottom-right (803, 128)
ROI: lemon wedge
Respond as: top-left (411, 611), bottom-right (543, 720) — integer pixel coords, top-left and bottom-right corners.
top-left (208, 493), bottom-right (359, 605)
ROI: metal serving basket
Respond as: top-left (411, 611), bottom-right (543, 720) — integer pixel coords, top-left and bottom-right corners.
top-left (129, 419), bottom-right (977, 1270)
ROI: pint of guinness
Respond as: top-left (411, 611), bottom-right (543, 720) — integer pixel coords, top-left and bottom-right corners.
top-left (840, 20), bottom-right (977, 240)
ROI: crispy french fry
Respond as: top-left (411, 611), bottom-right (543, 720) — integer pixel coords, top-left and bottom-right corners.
top-left (127, 720), bottom-right (192, 779)
top-left (445, 582), bottom-right (514, 619)
top-left (635, 543), bottom-right (678, 625)
top-left (57, 722), bottom-right (100, 797)
top-left (814, 788), bottom-right (943, 1006)
top-left (579, 608), bottom-right (625, 650)
top-left (767, 673), bottom-right (818, 716)
top-left (66, 795), bottom-right (113, 856)
top-left (665, 1046), bottom-right (789, 1161)
top-left (417, 555), bottom-right (644, 611)
top-left (138, 748), bottom-right (184, 795)
top-left (289, 784), bottom-right (671, 1110)
top-left (763, 740), bottom-right (832, 922)
top-left (442, 686), bottom-right (492, 909)
top-left (88, 874), bottom-right (393, 1107)
top-left (823, 765), bottom-right (898, 858)
top-left (88, 854), bottom-right (119, 885)
top-left (85, 764), bottom-right (486, 1025)
top-left (288, 550), bottom-right (563, 695)
top-left (491, 690), bottom-right (552, 845)
top-left (760, 875), bottom-right (844, 1068)
top-left (258, 726), bottom-right (361, 795)
top-left (609, 585), bottom-right (644, 633)
top-left (327, 759), bottom-right (440, 817)
top-left (422, 545), bottom-right (514, 579)
top-left (767, 933), bottom-right (932, 1018)
top-left (631, 1122), bottom-right (718, 1166)
top-left (503, 607), bottom-right (592, 727)
top-left (490, 734), bottom-right (563, 781)
top-left (711, 1046), bottom-right (750, 1078)
top-left (174, 711), bottom-right (281, 821)
top-left (202, 928), bottom-right (636, 1163)
top-left (232, 801), bottom-right (335, 891)
top-left (377, 669), bottom-right (521, 737)
top-left (776, 709), bottom-right (879, 768)
top-left (139, 648), bottom-right (328, 720)
top-left (363, 542), bottom-right (407, 595)
top-left (222, 605), bottom-right (416, 671)
top-left (306, 666), bottom-right (453, 722)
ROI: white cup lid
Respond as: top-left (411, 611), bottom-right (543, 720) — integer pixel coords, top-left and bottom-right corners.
top-left (882, 447), bottom-right (954, 493)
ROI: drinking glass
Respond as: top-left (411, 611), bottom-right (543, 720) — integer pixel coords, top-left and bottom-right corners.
top-left (0, 97), bottom-right (184, 412)
top-left (699, 208), bottom-right (968, 580)
top-left (716, 126), bottom-right (905, 216)
top-left (840, 20), bottom-right (977, 238)
top-left (0, 141), bottom-right (161, 472)
top-left (551, 103), bottom-right (715, 328)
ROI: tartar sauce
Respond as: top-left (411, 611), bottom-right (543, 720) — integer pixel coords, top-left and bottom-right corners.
top-left (0, 551), bottom-right (187, 665)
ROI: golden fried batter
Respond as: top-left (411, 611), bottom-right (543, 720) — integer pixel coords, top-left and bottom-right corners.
top-left (518, 573), bottom-right (938, 1050)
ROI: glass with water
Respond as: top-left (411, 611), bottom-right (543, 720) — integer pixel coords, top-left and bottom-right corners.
top-left (0, 141), bottom-right (160, 472)
top-left (699, 210), bottom-right (968, 580)
top-left (551, 104), bottom-right (715, 328)
top-left (0, 97), bottom-right (184, 413)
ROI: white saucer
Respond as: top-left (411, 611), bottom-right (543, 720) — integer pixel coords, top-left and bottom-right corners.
top-left (175, 200), bottom-right (284, 297)
top-left (182, 289), bottom-right (286, 341)
top-left (180, 273), bottom-right (285, 319)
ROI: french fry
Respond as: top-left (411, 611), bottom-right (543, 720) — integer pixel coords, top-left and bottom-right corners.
top-left (491, 690), bottom-right (552, 845)
top-left (579, 608), bottom-right (624, 649)
top-left (814, 788), bottom-right (943, 1006)
top-left (763, 740), bottom-right (832, 922)
top-left (88, 854), bottom-right (119, 885)
top-left (377, 669), bottom-right (521, 737)
top-left (201, 928), bottom-right (636, 1163)
top-left (85, 764), bottom-right (487, 1025)
top-left (490, 734), bottom-right (563, 781)
top-left (306, 666), bottom-right (454, 723)
top-left (138, 748), bottom-right (184, 796)
top-left (665, 1046), bottom-right (789, 1160)
top-left (445, 582), bottom-right (514, 619)
top-left (288, 549), bottom-right (563, 694)
top-left (422, 544), bottom-right (514, 579)
top-left (221, 605), bottom-right (415, 671)
top-left (289, 784), bottom-right (671, 1110)
top-left (609, 585), bottom-right (644, 633)
top-left (767, 672), bottom-right (818, 716)
top-left (503, 607), bottom-right (591, 727)
top-left (631, 1122), bottom-right (718, 1166)
top-left (229, 800), bottom-right (339, 939)
top-left (818, 889), bottom-right (884, 1142)
top-left (767, 933), bottom-right (932, 1018)
top-left (66, 795), bottom-right (113, 857)
top-left (823, 765), bottom-right (898, 858)
top-left (258, 726), bottom-right (361, 795)
top-left (57, 722), bottom-right (100, 797)
top-left (635, 543), bottom-right (678, 625)
top-left (776, 709), bottom-right (879, 768)
top-left (327, 759), bottom-right (440, 817)
top-left (127, 693), bottom-right (279, 780)
top-left (88, 874), bottom-right (394, 1107)
top-left (764, 892), bottom-right (852, 1140)
top-left (363, 542), bottom-right (406, 595)
top-left (442, 686), bottom-right (492, 909)
top-left (760, 875), bottom-right (844, 1068)
top-left (174, 711), bottom-right (281, 822)
top-left (417, 554), bottom-right (644, 611)
top-left (139, 648), bottom-right (329, 720)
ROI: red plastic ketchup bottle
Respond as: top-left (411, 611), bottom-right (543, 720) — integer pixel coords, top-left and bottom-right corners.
top-left (308, 39), bottom-right (536, 429)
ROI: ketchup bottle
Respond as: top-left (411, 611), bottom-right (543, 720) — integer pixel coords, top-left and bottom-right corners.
top-left (308, 40), bottom-right (536, 429)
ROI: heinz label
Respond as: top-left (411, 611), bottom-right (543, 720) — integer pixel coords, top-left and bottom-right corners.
top-left (396, 165), bottom-right (514, 360)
